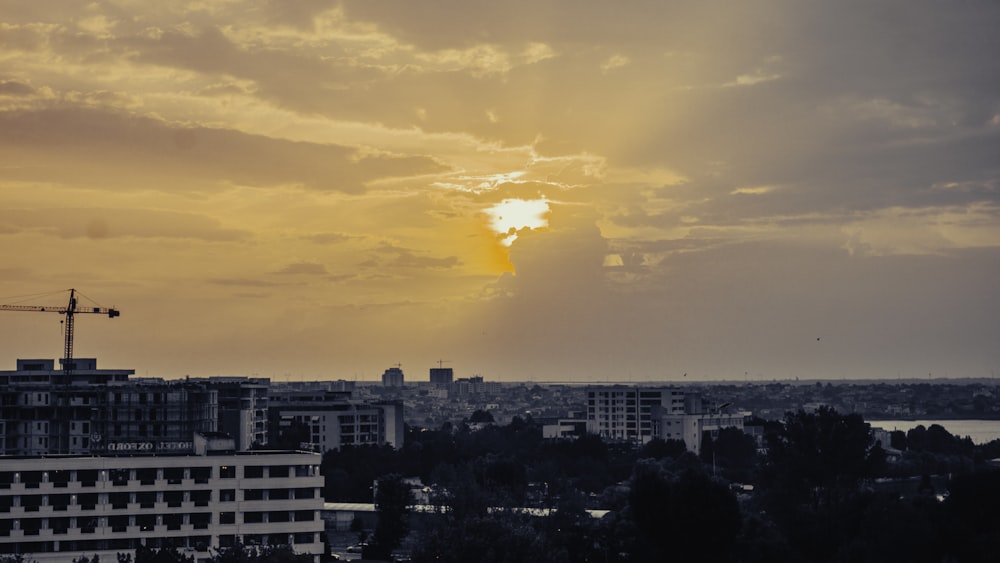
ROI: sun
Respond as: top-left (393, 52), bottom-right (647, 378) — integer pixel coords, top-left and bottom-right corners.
top-left (485, 198), bottom-right (550, 246)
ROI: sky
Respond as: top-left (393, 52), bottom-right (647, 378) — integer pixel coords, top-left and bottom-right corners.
top-left (1, 1), bottom-right (999, 382)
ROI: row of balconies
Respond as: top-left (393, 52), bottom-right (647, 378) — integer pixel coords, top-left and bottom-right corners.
top-left (0, 475), bottom-right (320, 493)
top-left (0, 520), bottom-right (324, 542)
top-left (1, 495), bottom-right (319, 514)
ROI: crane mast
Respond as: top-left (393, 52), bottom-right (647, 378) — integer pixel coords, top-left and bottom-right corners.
top-left (0, 288), bottom-right (120, 373)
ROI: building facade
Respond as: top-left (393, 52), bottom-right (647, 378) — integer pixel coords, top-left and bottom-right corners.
top-left (585, 386), bottom-right (689, 443)
top-left (205, 377), bottom-right (270, 450)
top-left (656, 412), bottom-right (749, 456)
top-left (381, 367), bottom-right (404, 387)
top-left (269, 391), bottom-right (405, 451)
top-left (428, 368), bottom-right (453, 386)
top-left (0, 359), bottom-right (219, 456)
top-left (0, 444), bottom-right (324, 562)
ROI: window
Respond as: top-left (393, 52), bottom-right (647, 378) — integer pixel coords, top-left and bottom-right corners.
top-left (164, 513), bottom-right (183, 531)
top-left (51, 517), bottom-right (71, 534)
top-left (109, 492), bottom-right (129, 509)
top-left (269, 465), bottom-right (289, 478)
top-left (110, 468), bottom-right (130, 486)
top-left (268, 489), bottom-right (289, 500)
top-left (191, 513), bottom-right (211, 530)
top-left (294, 510), bottom-right (314, 522)
top-left (191, 490), bottom-right (211, 507)
top-left (50, 470), bottom-right (70, 487)
top-left (136, 468), bottom-right (157, 485)
top-left (22, 471), bottom-right (43, 488)
top-left (191, 467), bottom-right (211, 483)
top-left (78, 493), bottom-right (98, 510)
top-left (219, 465), bottom-right (235, 479)
top-left (244, 465), bottom-right (263, 479)
top-left (136, 491), bottom-right (156, 508)
top-left (164, 490), bottom-right (183, 507)
top-left (109, 515), bottom-right (129, 533)
top-left (50, 494), bottom-right (70, 511)
top-left (77, 469), bottom-right (98, 487)
top-left (244, 489), bottom-right (264, 501)
top-left (137, 514), bottom-right (156, 531)
top-left (163, 467), bottom-right (184, 484)
top-left (22, 495), bottom-right (42, 512)
top-left (293, 532), bottom-right (315, 545)
top-left (219, 489), bottom-right (236, 502)
top-left (243, 511), bottom-right (264, 524)
top-left (219, 512), bottom-right (236, 525)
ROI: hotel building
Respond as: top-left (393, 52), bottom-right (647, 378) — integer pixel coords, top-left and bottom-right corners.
top-left (0, 435), bottom-right (325, 562)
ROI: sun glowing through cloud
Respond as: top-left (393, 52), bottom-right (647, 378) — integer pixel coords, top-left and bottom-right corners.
top-left (485, 198), bottom-right (550, 246)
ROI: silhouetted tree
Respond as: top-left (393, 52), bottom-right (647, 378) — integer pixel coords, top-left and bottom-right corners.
top-left (639, 437), bottom-right (687, 459)
top-left (365, 474), bottom-right (411, 560)
top-left (942, 470), bottom-right (1000, 562)
top-left (627, 461), bottom-right (741, 562)
top-left (468, 409), bottom-right (494, 424)
top-left (131, 546), bottom-right (194, 563)
top-left (212, 543), bottom-right (312, 563)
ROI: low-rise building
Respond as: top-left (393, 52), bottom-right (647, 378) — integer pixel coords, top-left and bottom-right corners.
top-left (269, 391), bottom-right (404, 451)
top-left (0, 435), bottom-right (324, 562)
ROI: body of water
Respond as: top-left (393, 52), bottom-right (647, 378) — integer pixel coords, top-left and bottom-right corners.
top-left (867, 419), bottom-right (1000, 445)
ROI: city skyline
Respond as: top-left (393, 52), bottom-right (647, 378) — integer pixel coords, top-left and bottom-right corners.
top-left (1, 1), bottom-right (999, 382)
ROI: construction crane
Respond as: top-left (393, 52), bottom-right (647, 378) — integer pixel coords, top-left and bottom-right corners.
top-left (0, 288), bottom-right (120, 368)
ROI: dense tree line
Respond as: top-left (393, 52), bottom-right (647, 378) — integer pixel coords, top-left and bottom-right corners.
top-left (321, 408), bottom-right (1000, 562)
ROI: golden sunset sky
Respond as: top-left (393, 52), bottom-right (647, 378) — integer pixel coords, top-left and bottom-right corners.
top-left (2, 1), bottom-right (999, 381)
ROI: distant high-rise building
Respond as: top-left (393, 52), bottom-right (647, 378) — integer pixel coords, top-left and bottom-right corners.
top-left (429, 367), bottom-right (453, 385)
top-left (381, 366), bottom-right (405, 387)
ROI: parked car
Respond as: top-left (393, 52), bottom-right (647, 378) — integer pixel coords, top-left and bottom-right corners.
top-left (346, 544), bottom-right (367, 553)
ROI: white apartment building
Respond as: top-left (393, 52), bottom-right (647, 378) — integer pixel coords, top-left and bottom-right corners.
top-left (0, 440), bottom-right (324, 562)
top-left (585, 386), bottom-right (689, 443)
top-left (657, 412), bottom-right (750, 456)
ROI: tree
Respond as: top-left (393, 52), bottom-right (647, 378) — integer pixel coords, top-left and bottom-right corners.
top-left (639, 437), bottom-right (687, 459)
top-left (350, 514), bottom-right (369, 546)
top-left (468, 410), bottom-right (494, 424)
top-left (627, 462), bottom-right (741, 562)
top-left (212, 544), bottom-right (312, 563)
top-left (713, 427), bottom-right (758, 470)
top-left (762, 407), bottom-right (878, 509)
top-left (758, 407), bottom-right (883, 562)
top-left (366, 474), bottom-right (412, 560)
top-left (131, 546), bottom-right (194, 563)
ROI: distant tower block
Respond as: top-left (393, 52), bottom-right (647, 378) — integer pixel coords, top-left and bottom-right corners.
top-left (430, 367), bottom-right (453, 385)
top-left (382, 366), bottom-right (405, 387)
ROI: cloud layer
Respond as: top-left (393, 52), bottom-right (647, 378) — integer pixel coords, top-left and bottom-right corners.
top-left (1, 0), bottom-right (998, 380)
